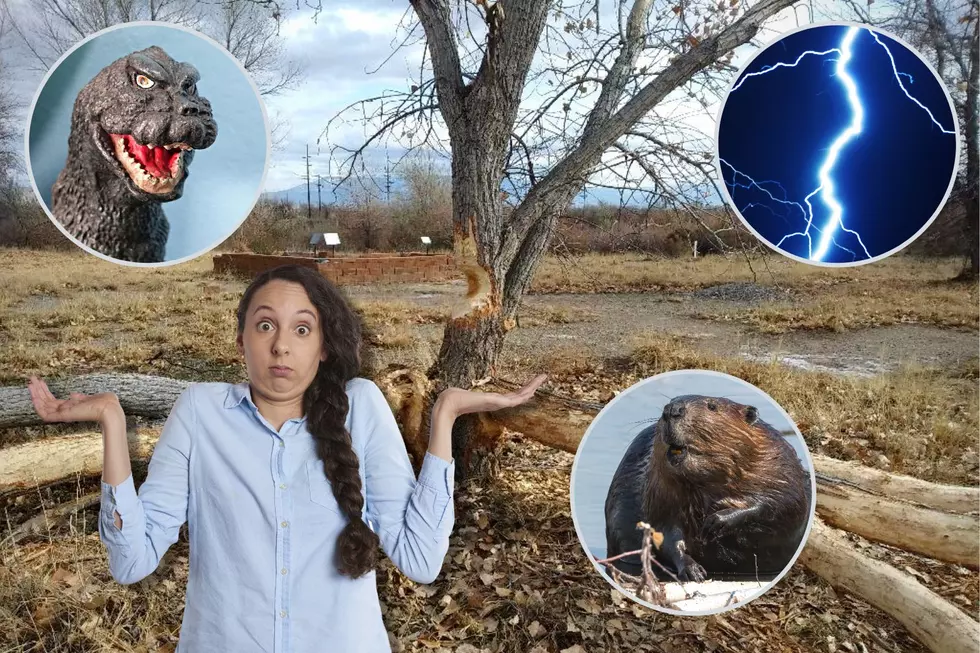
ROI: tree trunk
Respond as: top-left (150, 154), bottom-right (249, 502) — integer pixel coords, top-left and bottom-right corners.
top-left (0, 429), bottom-right (160, 494)
top-left (0, 374), bottom-right (188, 429)
top-left (813, 454), bottom-right (979, 515)
top-left (960, 14), bottom-right (979, 279)
top-left (410, 0), bottom-right (799, 478)
top-left (816, 475), bottom-right (979, 568)
top-left (799, 519), bottom-right (979, 653)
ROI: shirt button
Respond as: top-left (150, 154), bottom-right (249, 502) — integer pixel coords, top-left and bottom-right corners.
top-left (280, 610), bottom-right (287, 618)
top-left (279, 483), bottom-right (286, 489)
top-left (281, 568), bottom-right (288, 575)
top-left (281, 521), bottom-right (288, 527)
top-left (280, 442), bottom-right (285, 448)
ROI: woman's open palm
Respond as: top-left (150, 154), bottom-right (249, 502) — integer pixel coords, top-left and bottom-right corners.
top-left (27, 376), bottom-right (116, 424)
top-left (439, 373), bottom-right (548, 417)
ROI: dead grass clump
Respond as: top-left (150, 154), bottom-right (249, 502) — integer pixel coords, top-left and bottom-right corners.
top-left (622, 334), bottom-right (979, 486)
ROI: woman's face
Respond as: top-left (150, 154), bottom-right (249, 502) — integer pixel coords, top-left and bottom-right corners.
top-left (237, 279), bottom-right (327, 405)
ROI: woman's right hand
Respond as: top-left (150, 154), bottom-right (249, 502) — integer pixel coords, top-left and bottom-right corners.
top-left (28, 375), bottom-right (121, 424)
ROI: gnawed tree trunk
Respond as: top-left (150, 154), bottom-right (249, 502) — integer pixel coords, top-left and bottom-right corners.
top-left (411, 0), bottom-right (799, 477)
top-left (800, 518), bottom-right (979, 653)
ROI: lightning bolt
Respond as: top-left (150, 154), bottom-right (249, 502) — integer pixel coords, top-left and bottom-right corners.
top-left (722, 26), bottom-right (955, 263)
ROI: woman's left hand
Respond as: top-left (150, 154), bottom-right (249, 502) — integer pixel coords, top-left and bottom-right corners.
top-left (436, 373), bottom-right (548, 417)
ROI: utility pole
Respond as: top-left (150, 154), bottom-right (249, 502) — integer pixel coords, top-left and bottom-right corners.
top-left (384, 150), bottom-right (392, 203)
top-left (316, 174), bottom-right (323, 221)
top-left (304, 144), bottom-right (312, 227)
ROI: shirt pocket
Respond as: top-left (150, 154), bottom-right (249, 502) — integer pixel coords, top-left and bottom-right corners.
top-left (306, 459), bottom-right (343, 516)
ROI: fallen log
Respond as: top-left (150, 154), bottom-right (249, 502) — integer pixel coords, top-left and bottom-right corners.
top-left (0, 374), bottom-right (188, 429)
top-left (816, 475), bottom-right (979, 569)
top-left (799, 518), bottom-right (980, 653)
top-left (3, 492), bottom-right (100, 546)
top-left (0, 429), bottom-right (161, 494)
top-left (812, 454), bottom-right (979, 515)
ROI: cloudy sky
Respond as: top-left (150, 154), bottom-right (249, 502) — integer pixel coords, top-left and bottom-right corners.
top-left (3, 0), bottom-right (819, 194)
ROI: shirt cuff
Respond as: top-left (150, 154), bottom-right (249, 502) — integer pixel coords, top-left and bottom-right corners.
top-left (417, 451), bottom-right (455, 498)
top-left (101, 473), bottom-right (139, 515)
top-left (99, 474), bottom-right (138, 555)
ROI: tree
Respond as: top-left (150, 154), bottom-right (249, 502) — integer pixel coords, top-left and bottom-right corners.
top-left (1, 0), bottom-right (301, 96)
top-left (328, 0), bottom-right (800, 474)
top-left (834, 0), bottom-right (979, 277)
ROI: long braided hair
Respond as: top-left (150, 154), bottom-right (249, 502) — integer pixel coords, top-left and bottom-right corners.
top-left (235, 264), bottom-right (380, 578)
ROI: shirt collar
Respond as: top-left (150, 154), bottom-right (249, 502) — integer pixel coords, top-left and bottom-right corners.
top-left (223, 382), bottom-right (309, 426)
top-left (223, 381), bottom-right (253, 410)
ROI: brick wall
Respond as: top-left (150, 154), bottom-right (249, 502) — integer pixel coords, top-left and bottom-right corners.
top-left (213, 253), bottom-right (456, 285)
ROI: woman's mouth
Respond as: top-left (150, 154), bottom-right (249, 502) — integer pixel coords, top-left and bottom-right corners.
top-left (270, 365), bottom-right (292, 378)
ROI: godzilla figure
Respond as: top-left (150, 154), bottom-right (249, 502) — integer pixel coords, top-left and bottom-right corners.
top-left (51, 46), bottom-right (218, 262)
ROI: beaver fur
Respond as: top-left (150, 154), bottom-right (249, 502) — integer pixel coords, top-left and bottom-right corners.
top-left (603, 394), bottom-right (811, 582)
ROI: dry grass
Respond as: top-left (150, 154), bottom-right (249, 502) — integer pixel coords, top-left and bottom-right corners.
top-left (533, 252), bottom-right (978, 332)
top-left (507, 333), bottom-right (979, 487)
top-left (0, 248), bottom-right (976, 652)
top-left (0, 437), bottom-right (960, 653)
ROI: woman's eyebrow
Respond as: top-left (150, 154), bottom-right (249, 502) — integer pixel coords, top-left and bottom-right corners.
top-left (250, 305), bottom-right (317, 321)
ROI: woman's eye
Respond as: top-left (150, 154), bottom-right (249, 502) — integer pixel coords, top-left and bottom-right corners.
top-left (297, 325), bottom-right (310, 336)
top-left (135, 74), bottom-right (155, 89)
top-left (258, 321), bottom-right (273, 332)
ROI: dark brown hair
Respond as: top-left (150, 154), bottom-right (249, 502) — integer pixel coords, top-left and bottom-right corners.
top-left (236, 264), bottom-right (379, 578)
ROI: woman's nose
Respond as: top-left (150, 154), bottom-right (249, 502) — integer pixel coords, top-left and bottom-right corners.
top-left (272, 336), bottom-right (289, 355)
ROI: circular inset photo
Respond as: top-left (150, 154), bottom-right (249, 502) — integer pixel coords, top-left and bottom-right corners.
top-left (26, 22), bottom-right (270, 265)
top-left (570, 370), bottom-right (815, 615)
top-left (716, 22), bottom-right (958, 266)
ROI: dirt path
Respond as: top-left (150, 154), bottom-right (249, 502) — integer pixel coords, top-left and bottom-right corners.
top-left (345, 282), bottom-right (978, 376)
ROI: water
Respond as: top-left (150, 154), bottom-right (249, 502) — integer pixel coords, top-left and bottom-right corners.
top-left (569, 370), bottom-right (813, 560)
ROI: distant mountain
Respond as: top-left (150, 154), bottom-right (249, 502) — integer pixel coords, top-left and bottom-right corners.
top-left (260, 174), bottom-right (721, 208)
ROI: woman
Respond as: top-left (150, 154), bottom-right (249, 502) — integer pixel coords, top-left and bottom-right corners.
top-left (27, 264), bottom-right (547, 653)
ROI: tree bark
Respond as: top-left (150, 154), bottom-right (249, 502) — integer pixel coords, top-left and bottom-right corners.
top-left (0, 429), bottom-right (160, 494)
top-left (813, 454), bottom-right (979, 515)
top-left (959, 12), bottom-right (979, 278)
top-left (816, 475), bottom-right (978, 568)
top-left (799, 518), bottom-right (979, 653)
top-left (409, 0), bottom-right (798, 478)
top-left (0, 373), bottom-right (189, 429)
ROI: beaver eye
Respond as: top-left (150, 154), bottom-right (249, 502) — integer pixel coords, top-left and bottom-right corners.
top-left (135, 74), bottom-right (155, 89)
top-left (707, 401), bottom-right (717, 411)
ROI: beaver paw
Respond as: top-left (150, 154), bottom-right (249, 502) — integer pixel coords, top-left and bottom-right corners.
top-left (678, 556), bottom-right (707, 582)
top-left (701, 510), bottom-right (735, 541)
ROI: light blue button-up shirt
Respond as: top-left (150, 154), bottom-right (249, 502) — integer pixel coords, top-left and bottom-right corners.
top-left (98, 377), bottom-right (455, 653)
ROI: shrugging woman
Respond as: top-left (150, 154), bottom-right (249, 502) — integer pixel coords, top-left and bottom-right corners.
top-left (28, 264), bottom-right (547, 653)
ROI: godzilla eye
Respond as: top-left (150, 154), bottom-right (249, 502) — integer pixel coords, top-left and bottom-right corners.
top-left (135, 74), bottom-right (155, 89)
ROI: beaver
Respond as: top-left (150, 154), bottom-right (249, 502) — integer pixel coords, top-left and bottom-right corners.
top-left (603, 394), bottom-right (811, 582)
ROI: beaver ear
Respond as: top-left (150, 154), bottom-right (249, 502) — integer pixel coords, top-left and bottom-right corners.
top-left (745, 406), bottom-right (758, 424)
